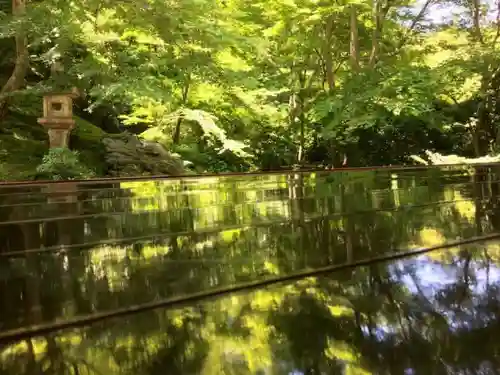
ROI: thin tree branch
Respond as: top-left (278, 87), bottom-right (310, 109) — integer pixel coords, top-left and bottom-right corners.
top-left (395, 0), bottom-right (433, 52)
top-left (313, 47), bottom-right (327, 87)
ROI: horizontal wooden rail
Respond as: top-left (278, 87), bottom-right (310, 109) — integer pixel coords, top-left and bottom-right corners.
top-left (0, 162), bottom-right (498, 189)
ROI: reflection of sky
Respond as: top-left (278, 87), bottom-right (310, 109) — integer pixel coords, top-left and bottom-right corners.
top-left (385, 252), bottom-right (500, 334)
top-left (394, 254), bottom-right (500, 296)
top-left (354, 246), bottom-right (500, 345)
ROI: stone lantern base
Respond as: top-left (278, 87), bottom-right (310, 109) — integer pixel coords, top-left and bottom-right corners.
top-left (37, 117), bottom-right (75, 148)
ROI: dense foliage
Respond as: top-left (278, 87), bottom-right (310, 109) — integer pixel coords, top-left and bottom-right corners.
top-left (1, 0), bottom-right (500, 177)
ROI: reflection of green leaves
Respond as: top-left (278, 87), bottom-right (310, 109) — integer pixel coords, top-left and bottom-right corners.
top-left (3, 167), bottom-right (500, 374)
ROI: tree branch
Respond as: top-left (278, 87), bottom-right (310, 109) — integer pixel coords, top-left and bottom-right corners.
top-left (395, 0), bottom-right (433, 52)
top-left (313, 47), bottom-right (327, 88)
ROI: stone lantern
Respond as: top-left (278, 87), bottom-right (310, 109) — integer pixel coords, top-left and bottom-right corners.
top-left (37, 92), bottom-right (77, 148)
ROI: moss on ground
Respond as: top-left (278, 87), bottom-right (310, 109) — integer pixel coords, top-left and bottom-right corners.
top-left (0, 113), bottom-right (109, 181)
top-left (0, 112), bottom-right (184, 181)
top-left (70, 116), bottom-right (108, 176)
top-left (0, 113), bottom-right (48, 180)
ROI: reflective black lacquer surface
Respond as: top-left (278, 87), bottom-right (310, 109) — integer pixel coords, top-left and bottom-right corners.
top-left (1, 166), bottom-right (500, 374)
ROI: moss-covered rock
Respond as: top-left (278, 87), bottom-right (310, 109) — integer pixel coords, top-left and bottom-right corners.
top-left (70, 116), bottom-right (108, 176)
top-left (72, 116), bottom-right (107, 142)
top-left (70, 118), bottom-right (184, 177)
top-left (102, 132), bottom-right (184, 176)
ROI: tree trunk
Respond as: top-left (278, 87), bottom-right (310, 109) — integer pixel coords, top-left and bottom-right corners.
top-left (369, 0), bottom-right (391, 68)
top-left (324, 16), bottom-right (335, 92)
top-left (349, 5), bottom-right (360, 71)
top-left (172, 75), bottom-right (191, 144)
top-left (172, 116), bottom-right (183, 144)
top-left (475, 76), bottom-right (493, 156)
top-left (471, 0), bottom-right (484, 44)
top-left (0, 0), bottom-right (29, 119)
top-left (368, 1), bottom-right (382, 67)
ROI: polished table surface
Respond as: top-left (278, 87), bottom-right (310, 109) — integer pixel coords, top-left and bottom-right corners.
top-left (1, 166), bottom-right (500, 374)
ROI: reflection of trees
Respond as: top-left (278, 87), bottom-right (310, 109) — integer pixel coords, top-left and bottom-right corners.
top-left (2, 167), bottom-right (500, 374)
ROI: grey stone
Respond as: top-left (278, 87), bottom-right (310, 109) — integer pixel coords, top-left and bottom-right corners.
top-left (101, 133), bottom-right (184, 176)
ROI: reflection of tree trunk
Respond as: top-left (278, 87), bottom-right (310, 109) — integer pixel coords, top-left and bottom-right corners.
top-left (25, 338), bottom-right (34, 357)
top-left (488, 168), bottom-right (500, 231)
top-left (473, 168), bottom-right (484, 236)
top-left (372, 267), bottom-right (410, 340)
top-left (46, 334), bottom-right (64, 372)
top-left (24, 252), bottom-right (43, 371)
top-left (462, 170), bottom-right (477, 301)
top-left (60, 219), bottom-right (75, 314)
top-left (408, 270), bottom-right (448, 324)
top-left (181, 180), bottom-right (194, 231)
top-left (55, 197), bottom-right (82, 314)
top-left (297, 174), bottom-right (306, 264)
top-left (289, 173), bottom-right (306, 267)
top-left (25, 338), bottom-right (41, 374)
top-left (461, 251), bottom-right (472, 301)
top-left (23, 223), bottom-right (43, 325)
top-left (367, 314), bottom-right (376, 339)
top-left (340, 185), bottom-right (353, 263)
